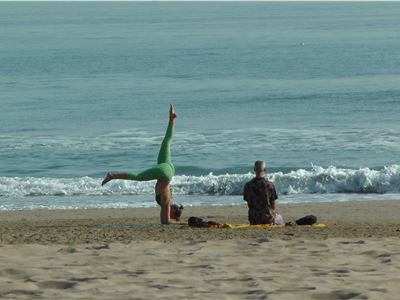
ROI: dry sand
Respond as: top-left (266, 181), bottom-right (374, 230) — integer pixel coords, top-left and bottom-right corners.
top-left (0, 200), bottom-right (400, 299)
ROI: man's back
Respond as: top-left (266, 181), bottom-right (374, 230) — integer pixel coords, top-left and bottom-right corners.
top-left (244, 177), bottom-right (278, 224)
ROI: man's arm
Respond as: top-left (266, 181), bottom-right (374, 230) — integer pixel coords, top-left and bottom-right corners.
top-left (270, 184), bottom-right (278, 211)
top-left (271, 199), bottom-right (276, 210)
top-left (243, 183), bottom-right (249, 202)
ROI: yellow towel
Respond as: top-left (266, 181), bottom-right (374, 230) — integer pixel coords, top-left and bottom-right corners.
top-left (212, 223), bottom-right (326, 229)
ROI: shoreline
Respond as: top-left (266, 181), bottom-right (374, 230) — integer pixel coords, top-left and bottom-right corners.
top-left (1, 199), bottom-right (399, 221)
top-left (2, 193), bottom-right (400, 211)
top-left (1, 200), bottom-right (399, 244)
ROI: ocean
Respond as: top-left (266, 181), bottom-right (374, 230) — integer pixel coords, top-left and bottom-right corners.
top-left (1, 2), bottom-right (400, 210)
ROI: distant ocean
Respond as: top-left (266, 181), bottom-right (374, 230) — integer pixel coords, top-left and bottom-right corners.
top-left (1, 2), bottom-right (400, 210)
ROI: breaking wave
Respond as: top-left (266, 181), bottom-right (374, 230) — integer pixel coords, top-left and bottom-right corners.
top-left (1, 165), bottom-right (400, 198)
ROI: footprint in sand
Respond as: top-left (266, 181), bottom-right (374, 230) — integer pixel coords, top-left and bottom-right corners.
top-left (312, 290), bottom-right (367, 300)
top-left (117, 269), bottom-right (146, 277)
top-left (369, 288), bottom-right (388, 293)
top-left (248, 237), bottom-right (270, 246)
top-left (69, 276), bottom-right (108, 282)
top-left (188, 240), bottom-right (208, 245)
top-left (37, 280), bottom-right (77, 290)
top-left (0, 290), bottom-right (42, 298)
top-left (57, 246), bottom-right (77, 254)
top-left (330, 268), bottom-right (351, 277)
top-left (377, 253), bottom-right (392, 264)
top-left (360, 250), bottom-right (392, 264)
top-left (193, 263), bottom-right (215, 269)
top-left (150, 284), bottom-right (169, 290)
top-left (86, 243), bottom-right (110, 250)
top-left (338, 240), bottom-right (365, 245)
top-left (0, 268), bottom-right (29, 280)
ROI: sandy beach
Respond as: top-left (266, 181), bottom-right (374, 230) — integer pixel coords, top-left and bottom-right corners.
top-left (1, 200), bottom-right (400, 244)
top-left (0, 200), bottom-right (400, 299)
top-left (3, 1), bottom-right (400, 299)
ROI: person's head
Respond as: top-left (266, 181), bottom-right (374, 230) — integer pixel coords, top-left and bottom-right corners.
top-left (170, 204), bottom-right (184, 221)
top-left (254, 160), bottom-right (266, 177)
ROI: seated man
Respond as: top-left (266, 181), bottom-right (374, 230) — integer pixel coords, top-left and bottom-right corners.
top-left (243, 160), bottom-right (283, 225)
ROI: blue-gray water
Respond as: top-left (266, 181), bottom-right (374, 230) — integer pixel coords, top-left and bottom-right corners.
top-left (1, 2), bottom-right (400, 210)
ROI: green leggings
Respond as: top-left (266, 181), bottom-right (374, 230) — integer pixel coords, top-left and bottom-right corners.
top-left (127, 125), bottom-right (175, 182)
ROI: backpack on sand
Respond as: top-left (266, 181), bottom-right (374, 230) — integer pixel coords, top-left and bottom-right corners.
top-left (188, 216), bottom-right (220, 228)
top-left (295, 215), bottom-right (317, 225)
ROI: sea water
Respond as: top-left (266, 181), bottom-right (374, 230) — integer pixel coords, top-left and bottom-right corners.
top-left (1, 2), bottom-right (400, 210)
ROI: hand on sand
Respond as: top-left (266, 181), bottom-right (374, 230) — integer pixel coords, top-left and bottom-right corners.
top-left (169, 104), bottom-right (177, 120)
top-left (101, 172), bottom-right (113, 186)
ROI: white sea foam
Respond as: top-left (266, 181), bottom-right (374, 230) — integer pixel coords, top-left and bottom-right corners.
top-left (1, 165), bottom-right (400, 198)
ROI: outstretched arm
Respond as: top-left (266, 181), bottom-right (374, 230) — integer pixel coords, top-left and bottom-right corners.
top-left (160, 205), bottom-right (172, 224)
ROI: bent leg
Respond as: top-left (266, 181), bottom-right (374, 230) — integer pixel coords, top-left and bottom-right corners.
top-left (102, 172), bottom-right (128, 186)
top-left (102, 165), bottom-right (172, 185)
top-left (127, 165), bottom-right (168, 181)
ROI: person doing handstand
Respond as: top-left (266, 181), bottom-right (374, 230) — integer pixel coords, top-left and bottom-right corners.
top-left (101, 104), bottom-right (183, 224)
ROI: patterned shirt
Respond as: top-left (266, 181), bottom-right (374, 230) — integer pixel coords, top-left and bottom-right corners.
top-left (243, 177), bottom-right (278, 225)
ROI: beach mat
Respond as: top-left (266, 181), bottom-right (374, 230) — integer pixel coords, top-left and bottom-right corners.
top-left (90, 223), bottom-right (326, 229)
top-left (214, 223), bottom-right (326, 229)
top-left (90, 224), bottom-right (166, 228)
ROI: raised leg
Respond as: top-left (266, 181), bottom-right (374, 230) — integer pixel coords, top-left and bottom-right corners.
top-left (157, 104), bottom-right (176, 165)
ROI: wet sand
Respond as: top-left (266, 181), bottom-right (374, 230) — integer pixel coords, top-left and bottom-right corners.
top-left (0, 200), bottom-right (399, 299)
top-left (1, 200), bottom-right (400, 244)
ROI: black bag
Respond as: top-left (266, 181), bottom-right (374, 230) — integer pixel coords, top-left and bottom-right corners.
top-left (188, 216), bottom-right (220, 228)
top-left (295, 215), bottom-right (317, 225)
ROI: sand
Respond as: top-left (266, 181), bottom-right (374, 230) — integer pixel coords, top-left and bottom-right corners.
top-left (0, 200), bottom-right (400, 299)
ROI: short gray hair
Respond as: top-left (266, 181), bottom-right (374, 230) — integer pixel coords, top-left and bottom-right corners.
top-left (254, 160), bottom-right (266, 172)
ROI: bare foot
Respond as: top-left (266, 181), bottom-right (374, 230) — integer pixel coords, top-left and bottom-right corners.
top-left (169, 103), bottom-right (177, 120)
top-left (101, 172), bottom-right (113, 186)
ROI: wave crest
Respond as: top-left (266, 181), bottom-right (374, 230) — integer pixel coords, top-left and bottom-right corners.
top-left (1, 165), bottom-right (400, 198)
